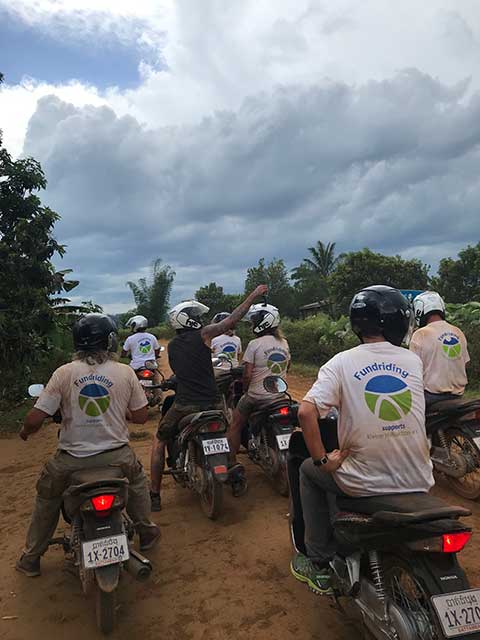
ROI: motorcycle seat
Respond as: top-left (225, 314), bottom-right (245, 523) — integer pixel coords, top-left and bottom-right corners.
top-left (178, 410), bottom-right (225, 431)
top-left (66, 467), bottom-right (128, 495)
top-left (336, 493), bottom-right (471, 526)
top-left (249, 398), bottom-right (292, 422)
top-left (426, 398), bottom-right (480, 418)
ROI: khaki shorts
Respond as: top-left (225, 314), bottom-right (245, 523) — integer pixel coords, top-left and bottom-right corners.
top-left (236, 394), bottom-right (280, 418)
top-left (157, 401), bottom-right (222, 442)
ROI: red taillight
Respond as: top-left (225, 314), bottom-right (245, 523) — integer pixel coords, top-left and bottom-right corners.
top-left (208, 422), bottom-right (221, 431)
top-left (139, 369), bottom-right (154, 379)
top-left (213, 465), bottom-right (228, 475)
top-left (91, 494), bottom-right (115, 512)
top-left (442, 532), bottom-right (472, 553)
top-left (279, 407), bottom-right (290, 416)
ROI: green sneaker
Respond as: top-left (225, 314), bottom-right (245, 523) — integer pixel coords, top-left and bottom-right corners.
top-left (290, 553), bottom-right (333, 596)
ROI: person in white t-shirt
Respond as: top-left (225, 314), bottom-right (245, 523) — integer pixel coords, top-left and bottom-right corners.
top-left (410, 291), bottom-right (470, 405)
top-left (16, 314), bottom-right (160, 578)
top-left (291, 286), bottom-right (433, 596)
top-left (211, 312), bottom-right (242, 369)
top-left (121, 315), bottom-right (161, 370)
top-left (227, 303), bottom-right (290, 495)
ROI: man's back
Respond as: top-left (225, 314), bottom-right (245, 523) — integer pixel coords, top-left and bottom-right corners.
top-left (410, 320), bottom-right (469, 395)
top-left (168, 330), bottom-right (217, 405)
top-left (304, 341), bottom-right (433, 496)
top-left (34, 359), bottom-right (146, 457)
top-left (123, 332), bottom-right (159, 369)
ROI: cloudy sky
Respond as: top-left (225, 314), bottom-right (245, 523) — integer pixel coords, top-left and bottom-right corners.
top-left (1, 1), bottom-right (480, 312)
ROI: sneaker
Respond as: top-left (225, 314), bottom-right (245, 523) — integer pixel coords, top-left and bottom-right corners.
top-left (139, 526), bottom-right (161, 552)
top-left (150, 491), bottom-right (162, 512)
top-left (16, 555), bottom-right (41, 577)
top-left (290, 553), bottom-right (333, 596)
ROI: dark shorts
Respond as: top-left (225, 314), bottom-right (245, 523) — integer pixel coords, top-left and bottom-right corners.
top-left (236, 394), bottom-right (283, 418)
top-left (156, 400), bottom-right (221, 441)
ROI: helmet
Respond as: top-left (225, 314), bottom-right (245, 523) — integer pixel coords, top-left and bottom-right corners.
top-left (246, 303), bottom-right (280, 335)
top-left (168, 301), bottom-right (210, 330)
top-left (73, 313), bottom-right (118, 352)
top-left (413, 291), bottom-right (445, 327)
top-left (212, 312), bottom-right (230, 324)
top-left (126, 315), bottom-right (148, 331)
top-left (349, 285), bottom-right (413, 347)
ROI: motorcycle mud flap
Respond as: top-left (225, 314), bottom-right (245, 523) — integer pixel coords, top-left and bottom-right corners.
top-left (95, 563), bottom-right (120, 593)
top-left (204, 453), bottom-right (230, 483)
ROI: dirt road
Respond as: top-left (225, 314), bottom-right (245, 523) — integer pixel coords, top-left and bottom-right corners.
top-left (1, 364), bottom-right (480, 640)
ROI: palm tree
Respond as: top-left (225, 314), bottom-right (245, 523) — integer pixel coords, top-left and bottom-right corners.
top-left (303, 241), bottom-right (339, 277)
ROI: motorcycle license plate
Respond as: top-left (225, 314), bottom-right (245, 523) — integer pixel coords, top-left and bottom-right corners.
top-left (432, 589), bottom-right (480, 637)
top-left (140, 379), bottom-right (153, 387)
top-left (82, 534), bottom-right (129, 569)
top-left (276, 433), bottom-right (292, 450)
top-left (202, 438), bottom-right (229, 455)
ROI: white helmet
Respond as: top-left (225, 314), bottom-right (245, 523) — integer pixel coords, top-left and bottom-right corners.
top-left (168, 301), bottom-right (210, 330)
top-left (413, 291), bottom-right (446, 327)
top-left (126, 315), bottom-right (148, 331)
top-left (246, 303), bottom-right (280, 335)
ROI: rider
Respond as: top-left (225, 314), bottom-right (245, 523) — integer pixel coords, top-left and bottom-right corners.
top-left (16, 314), bottom-right (160, 577)
top-left (410, 291), bottom-right (470, 406)
top-left (149, 285), bottom-right (268, 510)
top-left (211, 312), bottom-right (242, 369)
top-left (291, 286), bottom-right (433, 595)
top-left (121, 315), bottom-right (162, 401)
top-left (227, 303), bottom-right (290, 488)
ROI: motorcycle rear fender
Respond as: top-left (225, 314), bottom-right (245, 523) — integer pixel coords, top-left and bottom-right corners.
top-left (95, 563), bottom-right (121, 593)
top-left (200, 450), bottom-right (230, 483)
top-left (270, 422), bottom-right (295, 436)
top-left (81, 509), bottom-right (124, 541)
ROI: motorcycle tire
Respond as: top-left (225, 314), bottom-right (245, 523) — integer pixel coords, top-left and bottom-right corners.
top-left (95, 585), bottom-right (117, 635)
top-left (444, 428), bottom-right (480, 500)
top-left (200, 469), bottom-right (223, 520)
top-left (273, 462), bottom-right (289, 498)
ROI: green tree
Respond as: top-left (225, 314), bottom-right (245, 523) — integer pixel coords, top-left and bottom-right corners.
top-left (291, 241), bottom-right (340, 314)
top-left (0, 126), bottom-right (67, 404)
top-left (195, 282), bottom-right (227, 318)
top-left (433, 243), bottom-right (480, 303)
top-left (329, 249), bottom-right (430, 314)
top-left (127, 259), bottom-right (175, 326)
top-left (245, 257), bottom-right (296, 317)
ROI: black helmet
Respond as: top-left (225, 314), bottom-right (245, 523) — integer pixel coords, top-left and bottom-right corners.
top-left (73, 313), bottom-right (118, 352)
top-left (212, 312), bottom-right (230, 324)
top-left (349, 285), bottom-right (412, 347)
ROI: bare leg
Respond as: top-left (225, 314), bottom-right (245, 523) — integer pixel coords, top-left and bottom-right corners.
top-left (228, 408), bottom-right (247, 458)
top-left (150, 436), bottom-right (166, 494)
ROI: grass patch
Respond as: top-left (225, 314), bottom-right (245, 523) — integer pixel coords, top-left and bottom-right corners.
top-left (464, 386), bottom-right (480, 400)
top-left (290, 362), bottom-right (319, 380)
top-left (0, 399), bottom-right (35, 434)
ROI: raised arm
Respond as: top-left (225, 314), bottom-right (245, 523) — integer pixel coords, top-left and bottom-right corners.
top-left (201, 284), bottom-right (268, 345)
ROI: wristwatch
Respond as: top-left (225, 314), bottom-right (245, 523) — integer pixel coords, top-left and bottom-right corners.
top-left (313, 454), bottom-right (329, 467)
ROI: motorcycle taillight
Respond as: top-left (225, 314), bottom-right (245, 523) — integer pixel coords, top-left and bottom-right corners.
top-left (139, 370), bottom-right (154, 379)
top-left (199, 422), bottom-right (225, 433)
top-left (407, 531), bottom-right (472, 553)
top-left (91, 494), bottom-right (115, 511)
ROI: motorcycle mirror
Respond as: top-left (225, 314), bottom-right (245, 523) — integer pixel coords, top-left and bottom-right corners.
top-left (28, 384), bottom-right (45, 398)
top-left (159, 346), bottom-right (165, 352)
top-left (263, 376), bottom-right (288, 394)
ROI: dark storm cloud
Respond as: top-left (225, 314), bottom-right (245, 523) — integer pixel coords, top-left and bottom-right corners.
top-left (23, 69), bottom-right (480, 309)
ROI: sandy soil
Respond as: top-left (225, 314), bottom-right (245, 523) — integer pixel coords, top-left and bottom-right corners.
top-left (1, 357), bottom-right (480, 640)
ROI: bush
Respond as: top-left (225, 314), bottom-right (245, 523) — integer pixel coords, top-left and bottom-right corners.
top-left (446, 303), bottom-right (480, 384)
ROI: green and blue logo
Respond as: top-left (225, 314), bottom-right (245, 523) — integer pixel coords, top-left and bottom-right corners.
top-left (364, 375), bottom-right (412, 422)
top-left (139, 339), bottom-right (151, 355)
top-left (442, 336), bottom-right (462, 360)
top-left (79, 384), bottom-right (110, 417)
top-left (267, 352), bottom-right (288, 375)
top-left (222, 344), bottom-right (237, 361)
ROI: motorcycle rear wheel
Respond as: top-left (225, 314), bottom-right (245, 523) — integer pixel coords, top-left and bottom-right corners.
top-left (445, 428), bottom-right (480, 499)
top-left (95, 586), bottom-right (117, 635)
top-left (200, 469), bottom-right (223, 520)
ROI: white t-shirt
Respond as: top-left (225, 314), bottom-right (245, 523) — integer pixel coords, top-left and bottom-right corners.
top-left (409, 320), bottom-right (470, 395)
top-left (243, 335), bottom-right (290, 399)
top-left (304, 342), bottom-right (434, 497)
top-left (211, 334), bottom-right (242, 368)
top-left (34, 360), bottom-right (147, 457)
top-left (122, 332), bottom-right (160, 370)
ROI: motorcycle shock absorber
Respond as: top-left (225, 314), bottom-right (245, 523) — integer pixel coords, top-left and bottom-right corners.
top-left (369, 550), bottom-right (388, 619)
top-left (437, 428), bottom-right (449, 450)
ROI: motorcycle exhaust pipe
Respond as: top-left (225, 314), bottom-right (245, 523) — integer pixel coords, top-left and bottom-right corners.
top-left (125, 549), bottom-right (152, 582)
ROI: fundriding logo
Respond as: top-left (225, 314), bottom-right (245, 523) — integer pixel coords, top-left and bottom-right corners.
top-left (79, 384), bottom-right (110, 417)
top-left (222, 345), bottom-right (237, 360)
top-left (139, 340), bottom-right (151, 354)
top-left (267, 352), bottom-right (288, 375)
top-left (442, 336), bottom-right (462, 359)
top-left (364, 375), bottom-right (412, 421)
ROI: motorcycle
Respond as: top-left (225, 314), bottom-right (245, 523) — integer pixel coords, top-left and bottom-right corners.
top-left (243, 376), bottom-right (299, 497)
top-left (134, 346), bottom-right (165, 409)
top-left (288, 429), bottom-right (478, 640)
top-left (27, 384), bottom-right (154, 635)
top-left (159, 377), bottom-right (233, 519)
top-left (426, 397), bottom-right (480, 500)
